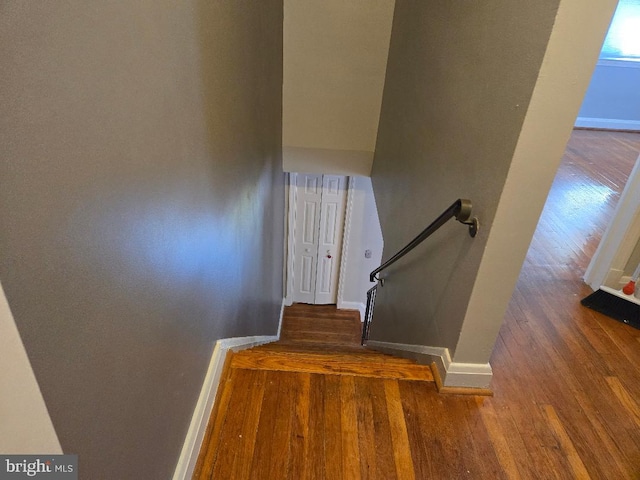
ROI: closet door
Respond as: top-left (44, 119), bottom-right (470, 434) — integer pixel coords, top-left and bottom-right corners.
top-left (292, 174), bottom-right (347, 304)
top-left (293, 174), bottom-right (323, 304)
top-left (314, 175), bottom-right (347, 304)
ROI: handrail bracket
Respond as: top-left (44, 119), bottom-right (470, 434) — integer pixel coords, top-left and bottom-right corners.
top-left (458, 217), bottom-right (479, 238)
top-left (453, 198), bottom-right (479, 238)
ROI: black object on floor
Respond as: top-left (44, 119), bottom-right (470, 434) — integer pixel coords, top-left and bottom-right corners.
top-left (581, 286), bottom-right (640, 330)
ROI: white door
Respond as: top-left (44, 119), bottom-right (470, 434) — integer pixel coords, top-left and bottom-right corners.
top-left (292, 174), bottom-right (347, 304)
top-left (293, 174), bottom-right (323, 304)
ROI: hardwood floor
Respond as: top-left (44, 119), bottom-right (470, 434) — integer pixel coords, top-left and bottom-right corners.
top-left (194, 129), bottom-right (640, 479)
top-left (486, 129), bottom-right (640, 479)
top-left (193, 304), bottom-right (437, 479)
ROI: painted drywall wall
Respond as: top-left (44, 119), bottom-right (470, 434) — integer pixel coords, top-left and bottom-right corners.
top-left (624, 238), bottom-right (640, 275)
top-left (370, 0), bottom-right (563, 353)
top-left (282, 147), bottom-right (373, 177)
top-left (339, 177), bottom-right (384, 311)
top-left (0, 2), bottom-right (283, 478)
top-left (282, 0), bottom-right (395, 174)
top-left (370, 0), bottom-right (618, 373)
top-left (453, 0), bottom-right (619, 366)
top-left (0, 281), bottom-right (62, 454)
top-left (576, 62), bottom-right (640, 130)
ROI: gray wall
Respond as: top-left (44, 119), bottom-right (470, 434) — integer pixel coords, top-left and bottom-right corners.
top-left (624, 237), bottom-right (640, 275)
top-left (370, 0), bottom-right (560, 353)
top-left (0, 1), bottom-right (283, 478)
top-left (577, 63), bottom-right (640, 126)
top-left (340, 176), bottom-right (384, 308)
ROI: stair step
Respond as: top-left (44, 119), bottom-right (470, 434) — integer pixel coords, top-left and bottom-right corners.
top-left (252, 343), bottom-right (419, 362)
top-left (230, 349), bottom-right (434, 381)
top-left (279, 330), bottom-right (359, 344)
top-left (251, 343), bottom-right (383, 355)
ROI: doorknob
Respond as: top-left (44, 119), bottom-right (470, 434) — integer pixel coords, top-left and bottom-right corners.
top-left (326, 250), bottom-right (332, 259)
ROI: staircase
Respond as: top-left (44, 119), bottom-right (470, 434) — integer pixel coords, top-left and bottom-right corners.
top-left (193, 303), bottom-right (435, 479)
top-left (232, 303), bottom-right (434, 382)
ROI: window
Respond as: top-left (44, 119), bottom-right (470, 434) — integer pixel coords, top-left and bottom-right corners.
top-left (600, 0), bottom-right (640, 61)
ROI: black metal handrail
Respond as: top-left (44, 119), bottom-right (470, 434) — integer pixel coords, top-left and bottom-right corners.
top-left (361, 199), bottom-right (478, 345)
top-left (361, 285), bottom-right (377, 345)
top-left (369, 199), bottom-right (478, 283)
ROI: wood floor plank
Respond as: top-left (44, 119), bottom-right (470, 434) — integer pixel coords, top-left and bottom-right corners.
top-left (451, 398), bottom-right (505, 479)
top-left (287, 372), bottom-right (311, 480)
top-left (211, 368), bottom-right (262, 479)
top-left (605, 376), bottom-right (640, 427)
top-left (303, 374), bottom-right (326, 480)
top-left (485, 353), bottom-right (567, 478)
top-left (324, 375), bottom-right (343, 480)
top-left (477, 398), bottom-right (522, 480)
top-left (232, 370), bottom-right (268, 480)
top-left (367, 379), bottom-right (399, 480)
top-left (543, 405), bottom-right (591, 480)
top-left (340, 376), bottom-right (361, 480)
top-left (353, 377), bottom-right (378, 480)
top-left (384, 380), bottom-right (415, 480)
top-left (249, 371), bottom-right (295, 480)
top-left (398, 380), bottom-right (438, 480)
top-left (485, 379), bottom-right (545, 478)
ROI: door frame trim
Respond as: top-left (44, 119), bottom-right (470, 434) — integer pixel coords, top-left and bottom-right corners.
top-left (584, 154), bottom-right (640, 289)
top-left (336, 177), bottom-right (355, 310)
top-left (285, 173), bottom-right (298, 306)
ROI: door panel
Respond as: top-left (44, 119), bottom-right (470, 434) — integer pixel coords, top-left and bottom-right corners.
top-left (292, 174), bottom-right (347, 304)
top-left (293, 174), bottom-right (323, 304)
top-left (300, 255), bottom-right (314, 294)
top-left (302, 201), bottom-right (317, 244)
top-left (321, 203), bottom-right (338, 244)
top-left (317, 256), bottom-right (332, 294)
top-left (314, 175), bottom-right (347, 304)
top-left (304, 175), bottom-right (320, 194)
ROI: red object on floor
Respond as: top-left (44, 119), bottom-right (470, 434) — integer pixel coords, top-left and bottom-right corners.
top-left (622, 280), bottom-right (636, 295)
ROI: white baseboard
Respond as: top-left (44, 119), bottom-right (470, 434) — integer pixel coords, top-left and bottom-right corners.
top-left (172, 299), bottom-right (285, 480)
top-left (337, 300), bottom-right (365, 321)
top-left (575, 117), bottom-right (640, 131)
top-left (445, 361), bottom-right (493, 389)
top-left (365, 340), bottom-right (493, 389)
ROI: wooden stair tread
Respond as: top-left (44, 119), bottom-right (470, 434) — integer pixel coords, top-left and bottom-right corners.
top-left (279, 334), bottom-right (360, 345)
top-left (231, 349), bottom-right (434, 381)
top-left (252, 343), bottom-right (421, 363)
top-left (252, 343), bottom-right (385, 355)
